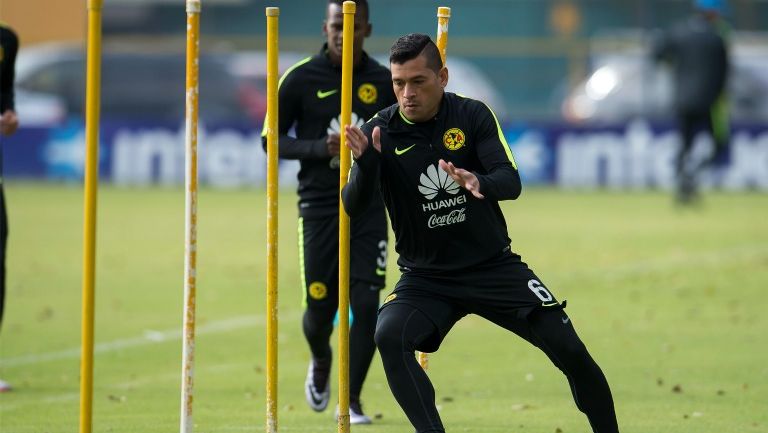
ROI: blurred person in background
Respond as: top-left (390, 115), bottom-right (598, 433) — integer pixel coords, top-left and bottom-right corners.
top-left (0, 21), bottom-right (20, 393)
top-left (652, 0), bottom-right (730, 204)
top-left (260, 0), bottom-right (396, 424)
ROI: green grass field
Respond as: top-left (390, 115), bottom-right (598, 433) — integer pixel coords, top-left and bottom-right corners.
top-left (1, 183), bottom-right (766, 433)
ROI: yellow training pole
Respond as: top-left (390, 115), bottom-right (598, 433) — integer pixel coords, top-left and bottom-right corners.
top-left (436, 6), bottom-right (451, 64)
top-left (338, 2), bottom-right (355, 432)
top-left (417, 350), bottom-right (429, 371)
top-left (265, 6), bottom-right (280, 433)
top-left (79, 1), bottom-right (102, 432)
top-left (180, 1), bottom-right (201, 432)
top-left (416, 6), bottom-right (451, 372)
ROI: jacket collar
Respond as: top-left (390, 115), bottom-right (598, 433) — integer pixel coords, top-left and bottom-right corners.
top-left (388, 92), bottom-right (449, 134)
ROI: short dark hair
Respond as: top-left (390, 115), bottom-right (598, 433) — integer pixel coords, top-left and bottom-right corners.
top-left (389, 33), bottom-right (443, 72)
top-left (329, 0), bottom-right (369, 21)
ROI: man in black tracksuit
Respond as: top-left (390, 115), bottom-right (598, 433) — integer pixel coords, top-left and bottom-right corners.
top-left (342, 34), bottom-right (620, 433)
top-left (652, 0), bottom-right (729, 203)
top-left (260, 0), bottom-right (395, 424)
top-left (0, 22), bottom-right (20, 393)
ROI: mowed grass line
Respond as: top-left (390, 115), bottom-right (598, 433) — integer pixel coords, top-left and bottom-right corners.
top-left (0, 183), bottom-right (766, 433)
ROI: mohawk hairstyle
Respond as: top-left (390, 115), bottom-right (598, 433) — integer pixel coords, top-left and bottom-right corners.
top-left (389, 33), bottom-right (443, 72)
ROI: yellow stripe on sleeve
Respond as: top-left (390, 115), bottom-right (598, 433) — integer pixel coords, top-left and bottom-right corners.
top-left (482, 102), bottom-right (517, 170)
top-left (261, 56), bottom-right (313, 138)
top-left (455, 94), bottom-right (518, 170)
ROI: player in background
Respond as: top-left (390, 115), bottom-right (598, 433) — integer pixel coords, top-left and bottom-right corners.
top-left (652, 0), bottom-right (730, 204)
top-left (0, 22), bottom-right (20, 393)
top-left (260, 0), bottom-right (396, 424)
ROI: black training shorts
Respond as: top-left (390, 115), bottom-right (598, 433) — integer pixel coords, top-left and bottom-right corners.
top-left (379, 248), bottom-right (565, 352)
top-left (299, 204), bottom-right (388, 307)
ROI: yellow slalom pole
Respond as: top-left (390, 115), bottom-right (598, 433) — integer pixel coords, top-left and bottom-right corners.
top-left (436, 6), bottom-right (451, 64)
top-left (265, 6), bottom-right (280, 433)
top-left (338, 2), bottom-right (355, 432)
top-left (416, 6), bottom-right (452, 373)
top-left (417, 350), bottom-right (429, 371)
top-left (79, 1), bottom-right (103, 432)
top-left (179, 1), bottom-right (201, 432)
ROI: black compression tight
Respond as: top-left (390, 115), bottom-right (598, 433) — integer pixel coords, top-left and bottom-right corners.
top-left (374, 303), bottom-right (619, 433)
top-left (302, 280), bottom-right (380, 400)
top-left (374, 305), bottom-right (444, 432)
top-left (523, 308), bottom-right (619, 433)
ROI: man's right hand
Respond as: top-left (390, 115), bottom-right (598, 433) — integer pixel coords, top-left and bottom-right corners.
top-left (345, 125), bottom-right (381, 159)
top-left (326, 133), bottom-right (341, 157)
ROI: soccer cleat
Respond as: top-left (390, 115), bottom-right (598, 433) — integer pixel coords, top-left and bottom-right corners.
top-left (304, 359), bottom-right (331, 412)
top-left (0, 379), bottom-right (12, 392)
top-left (335, 399), bottom-right (373, 425)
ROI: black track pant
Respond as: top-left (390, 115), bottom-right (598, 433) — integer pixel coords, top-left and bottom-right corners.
top-left (375, 303), bottom-right (619, 433)
top-left (676, 108), bottom-right (728, 197)
top-left (299, 209), bottom-right (387, 401)
top-left (303, 279), bottom-right (380, 400)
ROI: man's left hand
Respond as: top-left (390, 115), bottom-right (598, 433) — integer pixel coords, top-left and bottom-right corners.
top-left (439, 159), bottom-right (485, 199)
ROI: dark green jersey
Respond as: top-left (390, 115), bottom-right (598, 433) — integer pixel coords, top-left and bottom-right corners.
top-left (263, 44), bottom-right (396, 218)
top-left (343, 92), bottom-right (521, 271)
top-left (0, 24), bottom-right (18, 114)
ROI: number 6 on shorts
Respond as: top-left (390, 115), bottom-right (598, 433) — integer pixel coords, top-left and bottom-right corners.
top-left (527, 279), bottom-right (553, 302)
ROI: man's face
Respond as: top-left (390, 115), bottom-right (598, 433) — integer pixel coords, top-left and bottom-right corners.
top-left (323, 3), bottom-right (371, 64)
top-left (391, 54), bottom-right (448, 122)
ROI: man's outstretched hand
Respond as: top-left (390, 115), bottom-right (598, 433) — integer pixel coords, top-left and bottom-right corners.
top-left (439, 159), bottom-right (485, 199)
top-left (345, 125), bottom-right (381, 159)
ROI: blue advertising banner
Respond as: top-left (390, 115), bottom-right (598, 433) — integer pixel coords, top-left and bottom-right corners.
top-left (509, 120), bottom-right (768, 190)
top-left (2, 119), bottom-right (767, 190)
top-left (1, 120), bottom-right (299, 188)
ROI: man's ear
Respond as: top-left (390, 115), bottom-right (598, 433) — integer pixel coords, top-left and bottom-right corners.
top-left (322, 20), bottom-right (328, 36)
top-left (439, 66), bottom-right (449, 89)
top-left (364, 23), bottom-right (372, 38)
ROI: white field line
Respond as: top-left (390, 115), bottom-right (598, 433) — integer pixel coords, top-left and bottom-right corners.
top-left (0, 392), bottom-right (79, 413)
top-left (1, 315), bottom-right (265, 368)
top-left (0, 391), bottom-right (82, 414)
